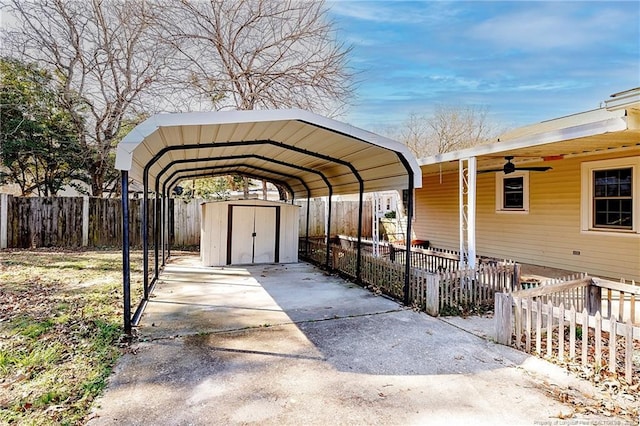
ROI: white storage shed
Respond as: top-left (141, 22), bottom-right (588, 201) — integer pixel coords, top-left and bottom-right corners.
top-left (201, 199), bottom-right (300, 266)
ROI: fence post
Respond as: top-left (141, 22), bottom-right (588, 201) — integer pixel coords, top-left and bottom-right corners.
top-left (425, 273), bottom-right (440, 316)
top-left (512, 263), bottom-right (521, 292)
top-left (495, 292), bottom-right (513, 345)
top-left (82, 196), bottom-right (90, 247)
top-left (585, 279), bottom-right (601, 315)
top-left (0, 193), bottom-right (7, 249)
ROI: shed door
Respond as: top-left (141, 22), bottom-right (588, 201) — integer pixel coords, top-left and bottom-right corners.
top-left (229, 206), bottom-right (277, 265)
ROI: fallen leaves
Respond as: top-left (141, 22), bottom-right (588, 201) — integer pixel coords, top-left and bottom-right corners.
top-left (518, 326), bottom-right (639, 422)
top-left (0, 249), bottom-right (144, 425)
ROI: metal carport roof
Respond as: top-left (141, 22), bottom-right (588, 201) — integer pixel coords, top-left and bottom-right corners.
top-left (114, 108), bottom-right (422, 334)
top-left (115, 108), bottom-right (422, 197)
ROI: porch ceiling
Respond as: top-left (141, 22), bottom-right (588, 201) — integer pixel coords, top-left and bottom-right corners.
top-left (115, 109), bottom-right (422, 198)
top-left (420, 106), bottom-right (640, 174)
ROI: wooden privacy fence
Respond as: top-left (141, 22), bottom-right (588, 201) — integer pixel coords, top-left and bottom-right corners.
top-left (170, 198), bottom-right (201, 248)
top-left (0, 194), bottom-right (157, 248)
top-left (0, 195), bottom-right (371, 249)
top-left (296, 199), bottom-right (373, 238)
top-left (495, 276), bottom-right (640, 384)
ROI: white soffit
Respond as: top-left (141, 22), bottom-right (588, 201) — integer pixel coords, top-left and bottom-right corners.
top-left (115, 109), bottom-right (422, 198)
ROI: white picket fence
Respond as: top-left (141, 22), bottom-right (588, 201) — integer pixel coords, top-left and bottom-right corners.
top-left (495, 276), bottom-right (640, 385)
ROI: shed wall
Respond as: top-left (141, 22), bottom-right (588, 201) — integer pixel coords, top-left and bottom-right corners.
top-left (200, 199), bottom-right (299, 266)
top-left (200, 201), bottom-right (229, 266)
top-left (415, 150), bottom-right (640, 282)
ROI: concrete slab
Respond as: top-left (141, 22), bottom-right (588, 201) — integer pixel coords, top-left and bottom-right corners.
top-left (88, 257), bottom-right (630, 425)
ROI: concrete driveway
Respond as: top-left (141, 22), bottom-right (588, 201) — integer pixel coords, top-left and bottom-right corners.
top-left (88, 257), bottom-right (622, 425)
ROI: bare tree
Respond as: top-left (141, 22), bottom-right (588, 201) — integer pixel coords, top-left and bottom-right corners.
top-left (394, 112), bottom-right (431, 158)
top-left (428, 105), bottom-right (494, 154)
top-left (158, 0), bottom-right (353, 115)
top-left (2, 0), bottom-right (174, 196)
top-left (2, 0), bottom-right (353, 195)
top-left (391, 105), bottom-right (497, 159)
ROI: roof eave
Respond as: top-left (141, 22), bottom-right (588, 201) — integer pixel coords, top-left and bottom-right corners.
top-left (418, 110), bottom-right (629, 166)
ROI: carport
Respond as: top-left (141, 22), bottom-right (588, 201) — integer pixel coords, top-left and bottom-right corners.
top-left (115, 109), bottom-right (422, 334)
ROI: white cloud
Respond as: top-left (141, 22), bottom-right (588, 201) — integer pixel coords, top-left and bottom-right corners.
top-left (327, 0), bottom-right (458, 25)
top-left (468, 4), bottom-right (630, 51)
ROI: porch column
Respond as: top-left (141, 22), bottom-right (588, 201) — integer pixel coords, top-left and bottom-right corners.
top-left (121, 171), bottom-right (132, 335)
top-left (459, 157), bottom-right (477, 268)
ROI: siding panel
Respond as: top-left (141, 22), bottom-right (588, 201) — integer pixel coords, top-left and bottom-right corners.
top-left (415, 151), bottom-right (640, 281)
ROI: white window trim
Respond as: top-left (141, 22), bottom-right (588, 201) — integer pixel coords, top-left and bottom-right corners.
top-left (580, 156), bottom-right (640, 235)
top-left (495, 171), bottom-right (529, 214)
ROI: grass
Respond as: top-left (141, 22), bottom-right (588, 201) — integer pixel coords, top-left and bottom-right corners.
top-left (0, 249), bottom-right (143, 425)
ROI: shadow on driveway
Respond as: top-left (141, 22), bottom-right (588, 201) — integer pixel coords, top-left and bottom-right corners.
top-left (87, 257), bottom-right (619, 425)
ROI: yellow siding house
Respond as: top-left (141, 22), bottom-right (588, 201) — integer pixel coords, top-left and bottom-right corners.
top-left (415, 88), bottom-right (640, 282)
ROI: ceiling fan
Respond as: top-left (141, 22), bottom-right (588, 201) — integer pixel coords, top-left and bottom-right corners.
top-left (480, 156), bottom-right (552, 174)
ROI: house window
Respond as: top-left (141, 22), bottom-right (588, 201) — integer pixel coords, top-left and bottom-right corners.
top-left (504, 177), bottom-right (524, 209)
top-left (593, 168), bottom-right (632, 229)
top-left (496, 171), bottom-right (529, 213)
top-left (581, 157), bottom-right (639, 234)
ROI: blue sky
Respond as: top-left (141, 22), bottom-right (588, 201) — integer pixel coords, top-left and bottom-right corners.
top-left (327, 1), bottom-right (640, 132)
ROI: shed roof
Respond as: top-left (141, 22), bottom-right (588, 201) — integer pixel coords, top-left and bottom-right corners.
top-left (115, 109), bottom-right (422, 198)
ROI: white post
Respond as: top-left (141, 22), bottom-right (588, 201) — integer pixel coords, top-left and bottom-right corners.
top-left (82, 196), bottom-right (89, 247)
top-left (458, 158), bottom-right (477, 269)
top-left (324, 195), bottom-right (329, 239)
top-left (467, 157), bottom-right (477, 268)
top-left (0, 193), bottom-right (8, 249)
top-left (459, 160), bottom-right (465, 262)
top-left (372, 192), bottom-right (379, 257)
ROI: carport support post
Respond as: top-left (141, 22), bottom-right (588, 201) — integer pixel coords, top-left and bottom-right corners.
top-left (403, 175), bottom-right (414, 306)
top-left (325, 190), bottom-right (333, 268)
top-left (168, 197), bottom-right (173, 259)
top-left (161, 192), bottom-right (166, 266)
top-left (154, 188), bottom-right (160, 280)
top-left (121, 171), bottom-right (132, 335)
top-left (305, 197), bottom-right (310, 256)
top-left (142, 172), bottom-right (149, 300)
top-left (356, 183), bottom-right (364, 281)
top-left (164, 194), bottom-right (169, 265)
